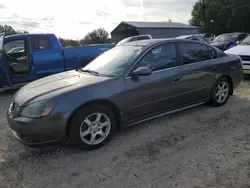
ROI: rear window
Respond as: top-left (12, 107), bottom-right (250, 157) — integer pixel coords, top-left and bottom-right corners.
top-left (129, 37), bottom-right (140, 42)
top-left (31, 36), bottom-right (52, 52)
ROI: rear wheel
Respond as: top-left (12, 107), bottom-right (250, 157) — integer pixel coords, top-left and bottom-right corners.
top-left (210, 77), bottom-right (231, 107)
top-left (69, 104), bottom-right (116, 150)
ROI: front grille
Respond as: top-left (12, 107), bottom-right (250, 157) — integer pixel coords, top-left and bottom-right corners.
top-left (8, 101), bottom-right (19, 117)
top-left (239, 55), bottom-right (250, 61)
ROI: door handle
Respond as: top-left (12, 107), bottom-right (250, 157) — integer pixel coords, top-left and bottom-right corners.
top-left (173, 77), bottom-right (180, 81)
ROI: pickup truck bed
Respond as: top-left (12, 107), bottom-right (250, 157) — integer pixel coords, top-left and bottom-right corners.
top-left (63, 44), bottom-right (114, 69)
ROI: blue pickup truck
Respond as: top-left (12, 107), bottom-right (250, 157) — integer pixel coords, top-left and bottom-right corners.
top-left (0, 33), bottom-right (114, 88)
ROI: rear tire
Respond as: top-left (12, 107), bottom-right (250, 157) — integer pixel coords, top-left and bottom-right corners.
top-left (210, 77), bottom-right (231, 107)
top-left (69, 104), bottom-right (116, 150)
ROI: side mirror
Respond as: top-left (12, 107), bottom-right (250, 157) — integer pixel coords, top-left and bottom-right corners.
top-left (132, 66), bottom-right (152, 76)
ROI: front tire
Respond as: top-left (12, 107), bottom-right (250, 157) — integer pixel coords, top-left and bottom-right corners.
top-left (69, 104), bottom-right (116, 150)
top-left (210, 77), bottom-right (231, 107)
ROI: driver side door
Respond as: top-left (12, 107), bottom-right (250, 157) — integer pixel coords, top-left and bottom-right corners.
top-left (124, 42), bottom-right (185, 123)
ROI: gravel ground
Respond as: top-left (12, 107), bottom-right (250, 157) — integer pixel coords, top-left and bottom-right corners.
top-left (1, 79), bottom-right (250, 188)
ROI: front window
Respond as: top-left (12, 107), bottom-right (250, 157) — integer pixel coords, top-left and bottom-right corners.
top-left (82, 45), bottom-right (144, 77)
top-left (134, 43), bottom-right (178, 72)
top-left (4, 40), bottom-right (25, 54)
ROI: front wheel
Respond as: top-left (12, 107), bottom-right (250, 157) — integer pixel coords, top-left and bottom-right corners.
top-left (69, 104), bottom-right (116, 150)
top-left (210, 77), bottom-right (231, 107)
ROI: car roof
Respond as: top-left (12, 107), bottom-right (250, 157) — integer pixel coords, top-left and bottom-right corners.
top-left (120, 38), bottom-right (209, 47)
top-left (5, 33), bottom-right (53, 40)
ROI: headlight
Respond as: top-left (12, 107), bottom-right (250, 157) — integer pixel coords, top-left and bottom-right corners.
top-left (21, 100), bottom-right (56, 118)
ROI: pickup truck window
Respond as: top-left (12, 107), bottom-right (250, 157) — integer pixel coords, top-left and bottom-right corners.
top-left (31, 36), bottom-right (52, 52)
top-left (4, 40), bottom-right (25, 54)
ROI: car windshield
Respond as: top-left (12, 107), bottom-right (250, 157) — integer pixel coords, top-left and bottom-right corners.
top-left (82, 45), bottom-right (144, 77)
top-left (241, 36), bottom-right (250, 45)
top-left (214, 34), bottom-right (238, 43)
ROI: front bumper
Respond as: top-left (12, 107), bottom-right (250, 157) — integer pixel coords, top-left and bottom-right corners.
top-left (7, 112), bottom-right (71, 147)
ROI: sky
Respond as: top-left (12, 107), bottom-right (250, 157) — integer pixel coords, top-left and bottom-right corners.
top-left (0, 0), bottom-right (196, 39)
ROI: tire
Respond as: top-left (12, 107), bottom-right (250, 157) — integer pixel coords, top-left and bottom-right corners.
top-left (210, 77), bottom-right (231, 107)
top-left (69, 104), bottom-right (116, 150)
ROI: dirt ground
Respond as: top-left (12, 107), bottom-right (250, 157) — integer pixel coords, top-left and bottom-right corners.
top-left (1, 79), bottom-right (250, 188)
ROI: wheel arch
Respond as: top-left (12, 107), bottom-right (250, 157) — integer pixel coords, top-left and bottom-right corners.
top-left (66, 99), bottom-right (122, 138)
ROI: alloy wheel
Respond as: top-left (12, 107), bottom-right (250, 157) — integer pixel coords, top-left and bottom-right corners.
top-left (215, 81), bottom-right (229, 104)
top-left (79, 112), bottom-right (111, 145)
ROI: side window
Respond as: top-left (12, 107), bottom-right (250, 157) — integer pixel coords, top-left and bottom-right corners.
top-left (208, 46), bottom-right (217, 59)
top-left (135, 43), bottom-right (177, 72)
top-left (179, 43), bottom-right (211, 65)
top-left (31, 36), bottom-right (52, 52)
top-left (4, 40), bottom-right (25, 54)
top-left (129, 37), bottom-right (139, 42)
top-left (139, 36), bottom-right (150, 40)
top-left (238, 34), bottom-right (247, 41)
top-left (190, 37), bottom-right (199, 41)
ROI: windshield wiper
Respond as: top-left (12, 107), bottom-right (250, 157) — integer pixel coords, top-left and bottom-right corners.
top-left (78, 69), bottom-right (100, 76)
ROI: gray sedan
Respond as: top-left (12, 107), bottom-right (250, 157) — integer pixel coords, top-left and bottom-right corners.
top-left (7, 39), bottom-right (243, 150)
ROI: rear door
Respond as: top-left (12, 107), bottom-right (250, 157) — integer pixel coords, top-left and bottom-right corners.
top-left (31, 35), bottom-right (65, 78)
top-left (0, 33), bottom-right (12, 87)
top-left (176, 42), bottom-right (218, 105)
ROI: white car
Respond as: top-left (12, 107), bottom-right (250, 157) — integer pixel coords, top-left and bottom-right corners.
top-left (176, 34), bottom-right (209, 43)
top-left (116, 35), bottom-right (153, 46)
top-left (225, 35), bottom-right (250, 74)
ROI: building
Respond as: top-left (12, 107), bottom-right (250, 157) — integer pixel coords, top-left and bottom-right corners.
top-left (111, 21), bottom-right (200, 42)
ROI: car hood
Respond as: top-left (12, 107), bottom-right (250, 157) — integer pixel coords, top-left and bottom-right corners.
top-left (14, 70), bottom-right (113, 106)
top-left (225, 45), bottom-right (250, 56)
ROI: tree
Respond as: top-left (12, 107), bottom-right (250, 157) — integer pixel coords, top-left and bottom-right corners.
top-left (80, 28), bottom-right (109, 45)
top-left (0, 25), bottom-right (29, 36)
top-left (189, 0), bottom-right (250, 35)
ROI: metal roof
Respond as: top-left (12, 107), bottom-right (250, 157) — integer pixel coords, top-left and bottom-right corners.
top-left (122, 21), bottom-right (198, 29)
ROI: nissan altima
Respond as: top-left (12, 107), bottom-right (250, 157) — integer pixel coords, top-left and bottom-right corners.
top-left (7, 39), bottom-right (243, 150)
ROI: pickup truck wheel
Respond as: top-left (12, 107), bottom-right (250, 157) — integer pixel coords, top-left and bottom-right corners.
top-left (69, 104), bottom-right (116, 150)
top-left (210, 77), bottom-right (231, 107)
